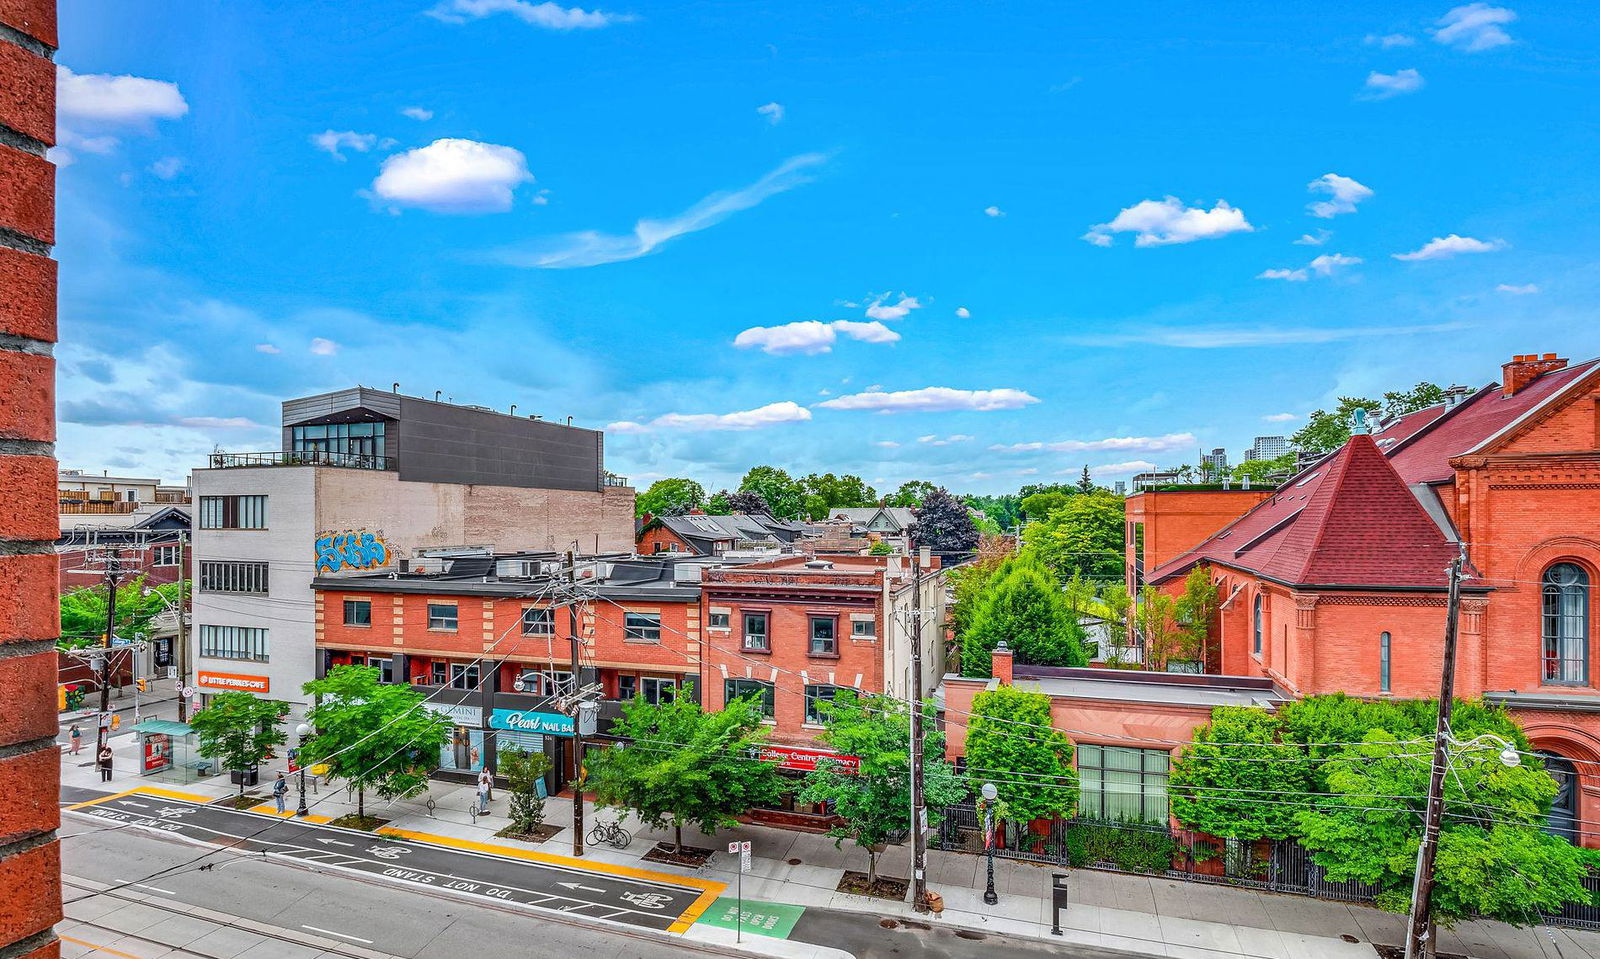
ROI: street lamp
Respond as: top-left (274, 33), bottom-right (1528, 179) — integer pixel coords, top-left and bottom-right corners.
top-left (980, 782), bottom-right (999, 905)
top-left (295, 723), bottom-right (312, 816)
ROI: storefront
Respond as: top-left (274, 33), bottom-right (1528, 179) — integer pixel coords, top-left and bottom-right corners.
top-left (748, 744), bottom-right (856, 830)
top-left (422, 701), bottom-right (486, 775)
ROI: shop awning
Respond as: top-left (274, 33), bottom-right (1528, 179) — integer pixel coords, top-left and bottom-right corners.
top-left (131, 719), bottom-right (192, 736)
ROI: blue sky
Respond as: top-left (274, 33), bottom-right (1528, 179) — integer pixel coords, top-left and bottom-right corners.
top-left (53, 0), bottom-right (1600, 495)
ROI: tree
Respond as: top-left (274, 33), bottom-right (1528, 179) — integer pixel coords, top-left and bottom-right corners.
top-left (1099, 582), bottom-right (1133, 664)
top-left (868, 540), bottom-right (895, 555)
top-left (499, 748), bottom-right (553, 835)
top-left (1291, 397), bottom-right (1382, 454)
top-left (1020, 490), bottom-right (1070, 520)
top-left (737, 466), bottom-right (805, 519)
top-left (962, 554), bottom-right (1088, 676)
top-left (300, 665), bottom-right (451, 820)
top-left (965, 685), bottom-right (1077, 823)
top-left (1020, 490), bottom-right (1125, 584)
top-left (1383, 381), bottom-right (1446, 418)
top-left (961, 493), bottom-right (1020, 530)
top-left (946, 542), bottom-right (1012, 642)
top-left (912, 487), bottom-right (979, 553)
top-left (798, 472), bottom-right (878, 520)
top-left (707, 488), bottom-right (770, 515)
top-left (1230, 453), bottom-right (1297, 485)
top-left (798, 692), bottom-right (965, 883)
top-left (59, 576), bottom-right (186, 649)
top-left (1135, 586), bottom-right (1194, 671)
top-left (1169, 707), bottom-right (1309, 841)
top-left (586, 684), bottom-right (781, 852)
top-left (635, 478), bottom-right (706, 518)
top-left (1176, 565), bottom-right (1220, 670)
top-left (189, 692), bottom-right (289, 796)
top-left (1076, 465), bottom-right (1096, 494)
top-left (887, 480), bottom-right (937, 509)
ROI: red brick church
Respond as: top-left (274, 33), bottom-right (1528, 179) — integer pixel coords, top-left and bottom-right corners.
top-left (1137, 352), bottom-right (1600, 843)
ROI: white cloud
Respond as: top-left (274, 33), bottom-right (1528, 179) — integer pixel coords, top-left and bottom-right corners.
top-left (990, 433), bottom-right (1196, 455)
top-left (309, 337), bottom-right (340, 355)
top-left (176, 416), bottom-right (263, 429)
top-left (1306, 173), bottom-right (1373, 218)
top-left (402, 106), bottom-right (434, 121)
top-left (864, 294), bottom-right (921, 321)
top-left (984, 205), bottom-right (1004, 218)
top-left (1263, 412), bottom-right (1300, 423)
top-left (818, 387), bottom-right (1040, 414)
top-left (426, 0), bottom-right (622, 29)
top-left (1294, 229), bottom-right (1332, 246)
top-left (1257, 252), bottom-right (1363, 282)
top-left (731, 319), bottom-right (900, 356)
top-left (148, 156), bottom-right (184, 180)
top-left (310, 130), bottom-right (379, 161)
top-left (1433, 3), bottom-right (1516, 51)
top-left (1061, 322), bottom-right (1465, 348)
top-left (504, 153), bottom-right (825, 267)
top-left (371, 138), bottom-right (533, 214)
top-left (1362, 69), bottom-right (1424, 100)
top-left (1496, 283), bottom-right (1539, 294)
top-left (254, 343), bottom-right (281, 354)
top-left (1365, 33), bottom-right (1416, 47)
top-left (607, 401), bottom-right (811, 434)
top-left (874, 440), bottom-right (900, 449)
top-left (1088, 460), bottom-right (1159, 476)
top-left (955, 307), bottom-right (971, 319)
top-left (1392, 234), bottom-right (1505, 261)
top-left (918, 434), bottom-right (974, 446)
top-left (756, 102), bottom-right (785, 125)
top-left (57, 65), bottom-right (188, 128)
top-left (1083, 197), bottom-right (1253, 247)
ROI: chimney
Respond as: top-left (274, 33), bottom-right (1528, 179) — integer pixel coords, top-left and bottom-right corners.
top-left (1502, 352), bottom-right (1568, 397)
top-left (991, 641), bottom-right (1014, 685)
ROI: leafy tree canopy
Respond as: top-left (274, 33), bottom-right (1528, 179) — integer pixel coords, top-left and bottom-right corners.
top-left (738, 466), bottom-right (805, 519)
top-left (301, 665), bottom-right (451, 818)
top-left (1019, 490), bottom-right (1125, 584)
top-left (798, 472), bottom-right (878, 520)
top-left (1383, 381), bottom-right (1448, 419)
top-left (1288, 383), bottom-right (1447, 456)
top-left (635, 478), bottom-right (706, 518)
top-left (962, 552), bottom-right (1088, 676)
top-left (912, 487), bottom-right (980, 553)
top-left (60, 576), bottom-right (185, 649)
top-left (1020, 490), bottom-right (1071, 519)
top-left (189, 692), bottom-right (289, 795)
top-left (965, 685), bottom-right (1078, 823)
top-left (887, 480), bottom-right (938, 509)
top-left (1170, 707), bottom-right (1309, 840)
top-left (1230, 452), bottom-right (1297, 484)
top-left (586, 683), bottom-right (782, 851)
top-left (961, 493), bottom-right (1020, 531)
top-left (1076, 465), bottom-right (1097, 493)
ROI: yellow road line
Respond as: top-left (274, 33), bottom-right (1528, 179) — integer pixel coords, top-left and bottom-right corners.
top-left (373, 826), bottom-right (726, 931)
top-left (60, 933), bottom-right (147, 959)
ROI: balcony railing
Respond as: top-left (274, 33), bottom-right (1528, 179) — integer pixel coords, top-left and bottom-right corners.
top-left (58, 500), bottom-right (140, 514)
top-left (208, 450), bottom-right (395, 470)
top-left (603, 471), bottom-right (630, 488)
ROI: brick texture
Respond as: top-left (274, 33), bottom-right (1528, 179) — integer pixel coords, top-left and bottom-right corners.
top-left (0, 553), bottom-right (58, 643)
top-left (0, 651), bottom-right (59, 748)
top-left (0, 40), bottom-right (53, 145)
top-left (0, 455), bottom-right (57, 542)
top-left (0, 246), bottom-right (56, 342)
top-left (0, 143), bottom-right (54, 244)
top-left (0, 0), bottom-right (57, 47)
top-left (0, 748), bottom-right (60, 846)
top-left (9, 937), bottom-right (60, 959)
top-left (0, 350), bottom-right (53, 442)
top-left (0, 841), bottom-right (62, 942)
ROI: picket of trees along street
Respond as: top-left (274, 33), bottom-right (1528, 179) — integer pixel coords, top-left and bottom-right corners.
top-left (187, 692), bottom-right (289, 795)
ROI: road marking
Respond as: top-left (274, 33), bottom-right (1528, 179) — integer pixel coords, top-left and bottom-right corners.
top-left (314, 837), bottom-right (354, 847)
top-left (59, 934), bottom-right (147, 959)
top-left (125, 881), bottom-right (174, 895)
top-left (301, 924), bottom-right (375, 944)
top-left (559, 881), bottom-right (607, 893)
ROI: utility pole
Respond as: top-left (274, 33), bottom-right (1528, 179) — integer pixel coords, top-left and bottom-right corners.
top-left (95, 547), bottom-right (124, 763)
top-left (1405, 546), bottom-right (1466, 959)
top-left (176, 531), bottom-right (190, 722)
top-left (910, 546), bottom-right (929, 912)
top-left (566, 549), bottom-right (585, 858)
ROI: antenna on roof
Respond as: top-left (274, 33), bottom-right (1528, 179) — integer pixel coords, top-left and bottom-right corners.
top-left (434, 390), bottom-right (443, 401)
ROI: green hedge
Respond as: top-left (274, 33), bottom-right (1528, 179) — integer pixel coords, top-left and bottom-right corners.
top-left (1059, 817), bottom-right (1177, 874)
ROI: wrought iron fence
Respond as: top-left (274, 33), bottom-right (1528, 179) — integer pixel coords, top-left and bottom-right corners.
top-left (208, 450), bottom-right (393, 470)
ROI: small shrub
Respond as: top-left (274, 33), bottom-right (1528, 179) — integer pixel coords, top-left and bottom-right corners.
top-left (1062, 818), bottom-right (1176, 874)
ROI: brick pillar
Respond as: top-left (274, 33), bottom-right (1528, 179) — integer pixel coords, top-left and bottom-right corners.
top-left (0, 1), bottom-right (62, 957)
top-left (990, 642), bottom-right (1013, 684)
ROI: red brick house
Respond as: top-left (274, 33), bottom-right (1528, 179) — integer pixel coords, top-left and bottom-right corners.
top-left (1141, 352), bottom-right (1600, 842)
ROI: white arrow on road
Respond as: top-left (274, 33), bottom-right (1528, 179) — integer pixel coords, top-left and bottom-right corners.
top-left (120, 801), bottom-right (149, 809)
top-left (557, 881), bottom-right (606, 893)
top-left (314, 837), bottom-right (354, 847)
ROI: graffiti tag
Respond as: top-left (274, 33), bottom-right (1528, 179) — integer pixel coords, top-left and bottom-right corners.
top-left (315, 530), bottom-right (390, 574)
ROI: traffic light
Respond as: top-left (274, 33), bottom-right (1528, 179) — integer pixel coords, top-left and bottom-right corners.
top-left (136, 678), bottom-right (148, 693)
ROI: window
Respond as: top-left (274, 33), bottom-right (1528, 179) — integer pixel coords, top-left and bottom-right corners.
top-left (431, 662), bottom-right (448, 685)
top-left (198, 624), bottom-right (269, 662)
top-left (1540, 752), bottom-right (1580, 842)
top-left (724, 678), bottom-right (775, 718)
top-left (428, 603), bottom-right (458, 631)
top-left (708, 612), bottom-right (731, 630)
top-left (1543, 563), bottom-right (1590, 685)
top-left (521, 607), bottom-right (553, 635)
top-left (291, 420), bottom-right (387, 463)
top-left (343, 600), bottom-right (372, 626)
top-left (851, 619), bottom-right (875, 639)
top-left (1252, 594), bottom-right (1263, 656)
top-left (1078, 745), bottom-right (1170, 824)
top-left (519, 670), bottom-right (573, 697)
top-left (809, 616), bottom-right (837, 656)
top-left (1379, 632), bottom-right (1391, 692)
top-left (617, 675), bottom-right (637, 701)
top-left (642, 677), bottom-right (677, 705)
top-left (349, 654), bottom-right (366, 666)
top-left (805, 684), bottom-right (851, 724)
top-left (742, 612), bottom-right (769, 652)
top-left (153, 545), bottom-right (180, 567)
top-left (199, 561), bottom-right (269, 594)
top-left (449, 663), bottom-right (480, 690)
top-left (375, 657), bottom-right (394, 683)
top-left (624, 612), bottom-right (662, 643)
top-left (198, 495), bottom-right (267, 530)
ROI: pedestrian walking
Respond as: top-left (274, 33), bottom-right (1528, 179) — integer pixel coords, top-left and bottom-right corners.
top-left (97, 743), bottom-right (113, 782)
top-left (273, 772), bottom-right (289, 814)
top-left (68, 724), bottom-right (82, 755)
top-left (476, 767), bottom-right (492, 816)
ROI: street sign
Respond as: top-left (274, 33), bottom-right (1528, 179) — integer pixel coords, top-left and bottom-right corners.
top-left (98, 711), bottom-right (113, 729)
top-left (727, 841), bottom-right (739, 854)
top-left (181, 686), bottom-right (197, 698)
top-left (739, 840), bottom-right (752, 873)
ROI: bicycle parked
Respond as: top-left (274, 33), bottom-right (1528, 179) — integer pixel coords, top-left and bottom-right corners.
top-left (587, 819), bottom-right (631, 848)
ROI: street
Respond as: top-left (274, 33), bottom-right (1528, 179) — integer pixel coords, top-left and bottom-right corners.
top-left (62, 788), bottom-right (1158, 959)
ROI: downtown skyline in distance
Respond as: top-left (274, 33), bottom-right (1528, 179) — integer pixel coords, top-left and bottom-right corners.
top-left (51, 0), bottom-right (1600, 494)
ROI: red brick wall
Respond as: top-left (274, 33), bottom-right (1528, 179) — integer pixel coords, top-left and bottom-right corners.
top-left (1125, 489), bottom-right (1272, 590)
top-left (636, 525), bottom-right (695, 555)
top-left (0, 1), bottom-right (61, 954)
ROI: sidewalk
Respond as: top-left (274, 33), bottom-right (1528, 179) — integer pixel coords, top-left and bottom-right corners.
top-left (62, 745), bottom-right (1600, 959)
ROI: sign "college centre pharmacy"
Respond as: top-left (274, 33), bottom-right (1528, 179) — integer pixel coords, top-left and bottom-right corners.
top-left (489, 708), bottom-right (574, 737)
